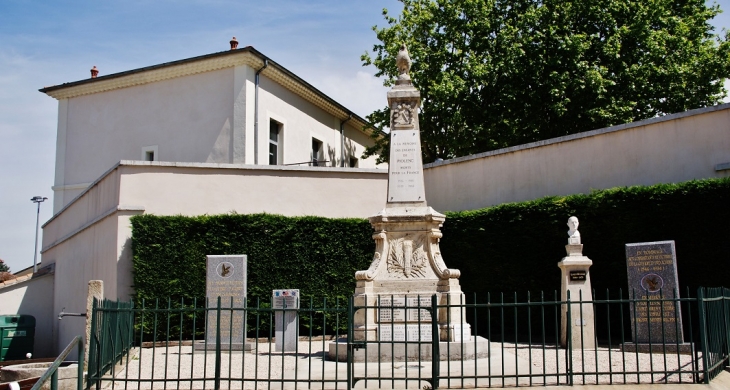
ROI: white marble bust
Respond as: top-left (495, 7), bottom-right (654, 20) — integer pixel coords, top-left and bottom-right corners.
top-left (567, 216), bottom-right (581, 245)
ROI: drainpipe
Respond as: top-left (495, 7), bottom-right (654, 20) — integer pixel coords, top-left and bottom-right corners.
top-left (340, 114), bottom-right (352, 167)
top-left (254, 59), bottom-right (268, 165)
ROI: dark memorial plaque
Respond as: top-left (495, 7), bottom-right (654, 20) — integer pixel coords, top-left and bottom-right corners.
top-left (625, 241), bottom-right (684, 347)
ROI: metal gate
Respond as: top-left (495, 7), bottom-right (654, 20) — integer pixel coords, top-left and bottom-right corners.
top-left (87, 289), bottom-right (728, 389)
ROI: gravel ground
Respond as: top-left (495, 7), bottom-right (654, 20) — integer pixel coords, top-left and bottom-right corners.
top-left (504, 342), bottom-right (701, 386)
top-left (98, 340), bottom-right (705, 389)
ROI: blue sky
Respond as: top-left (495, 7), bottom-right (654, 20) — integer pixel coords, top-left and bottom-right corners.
top-left (0, 0), bottom-right (728, 273)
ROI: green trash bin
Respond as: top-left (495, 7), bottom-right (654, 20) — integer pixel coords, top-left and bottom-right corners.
top-left (0, 315), bottom-right (35, 361)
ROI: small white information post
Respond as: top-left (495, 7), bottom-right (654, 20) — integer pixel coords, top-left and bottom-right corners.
top-left (273, 289), bottom-right (299, 352)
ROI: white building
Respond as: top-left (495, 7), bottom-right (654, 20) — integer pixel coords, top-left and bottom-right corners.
top-left (33, 44), bottom-right (389, 355)
top-left (40, 45), bottom-right (384, 213)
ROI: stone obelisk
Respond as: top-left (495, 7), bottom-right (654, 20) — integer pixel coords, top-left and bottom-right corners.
top-left (339, 45), bottom-right (486, 362)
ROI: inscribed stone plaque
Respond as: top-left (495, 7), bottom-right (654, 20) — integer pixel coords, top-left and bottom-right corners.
top-left (377, 296), bottom-right (432, 323)
top-left (406, 296), bottom-right (432, 322)
top-left (206, 255), bottom-right (247, 346)
top-left (625, 241), bottom-right (683, 343)
top-left (379, 324), bottom-right (432, 342)
top-left (387, 130), bottom-right (426, 203)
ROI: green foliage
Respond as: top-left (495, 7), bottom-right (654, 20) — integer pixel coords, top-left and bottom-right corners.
top-left (441, 178), bottom-right (730, 295)
top-left (132, 178), bottom-right (730, 301)
top-left (362, 0), bottom-right (730, 163)
top-left (132, 214), bottom-right (373, 303)
top-left (0, 259), bottom-right (9, 273)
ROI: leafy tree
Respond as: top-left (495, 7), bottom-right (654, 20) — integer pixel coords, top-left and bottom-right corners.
top-left (362, 0), bottom-right (730, 163)
top-left (0, 259), bottom-right (9, 273)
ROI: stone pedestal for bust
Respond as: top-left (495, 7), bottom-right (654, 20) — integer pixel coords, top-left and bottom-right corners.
top-left (558, 231), bottom-right (596, 349)
top-left (328, 46), bottom-right (486, 362)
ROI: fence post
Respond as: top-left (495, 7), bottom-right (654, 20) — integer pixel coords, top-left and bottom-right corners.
top-left (77, 336), bottom-right (85, 390)
top-left (697, 287), bottom-right (709, 384)
top-left (723, 287), bottom-right (729, 359)
top-left (51, 370), bottom-right (58, 390)
top-left (347, 295), bottom-right (353, 390)
top-left (88, 298), bottom-right (100, 390)
top-left (431, 294), bottom-right (439, 390)
top-left (215, 296), bottom-right (222, 390)
top-left (566, 290), bottom-right (573, 386)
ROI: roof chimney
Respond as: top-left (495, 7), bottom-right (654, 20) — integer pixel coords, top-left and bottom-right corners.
top-left (230, 37), bottom-right (239, 50)
top-left (90, 66), bottom-right (99, 78)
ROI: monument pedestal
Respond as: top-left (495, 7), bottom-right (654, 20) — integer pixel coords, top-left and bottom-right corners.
top-left (559, 243), bottom-right (596, 349)
top-left (350, 206), bottom-right (473, 347)
top-left (349, 205), bottom-right (475, 345)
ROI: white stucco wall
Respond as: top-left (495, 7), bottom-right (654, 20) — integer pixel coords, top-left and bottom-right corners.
top-left (47, 210), bottom-right (126, 356)
top-left (53, 68), bottom-right (237, 213)
top-left (41, 161), bottom-right (388, 354)
top-left (0, 273), bottom-right (55, 357)
top-left (343, 121), bottom-right (377, 168)
top-left (117, 162), bottom-right (387, 217)
top-left (255, 75), bottom-right (380, 169)
top-left (423, 104), bottom-right (730, 212)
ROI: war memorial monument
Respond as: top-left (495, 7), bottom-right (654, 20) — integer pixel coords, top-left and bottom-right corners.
top-left (329, 45), bottom-right (488, 362)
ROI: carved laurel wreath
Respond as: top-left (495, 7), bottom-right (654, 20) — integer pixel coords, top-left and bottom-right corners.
top-left (387, 235), bottom-right (428, 278)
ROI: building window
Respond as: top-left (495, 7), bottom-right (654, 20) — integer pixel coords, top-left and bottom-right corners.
top-left (141, 145), bottom-right (158, 161)
top-left (269, 120), bottom-right (280, 165)
top-left (312, 138), bottom-right (323, 166)
top-left (349, 157), bottom-right (358, 168)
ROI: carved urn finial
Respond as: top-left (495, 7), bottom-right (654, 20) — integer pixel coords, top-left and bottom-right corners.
top-left (90, 66), bottom-right (99, 78)
top-left (395, 43), bottom-right (412, 84)
top-left (230, 37), bottom-right (239, 50)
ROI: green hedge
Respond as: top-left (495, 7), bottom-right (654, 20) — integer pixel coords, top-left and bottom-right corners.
top-left (441, 178), bottom-right (730, 296)
top-left (132, 214), bottom-right (373, 303)
top-left (131, 178), bottom-right (730, 302)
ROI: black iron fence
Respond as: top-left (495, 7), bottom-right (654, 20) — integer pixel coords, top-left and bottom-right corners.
top-left (86, 287), bottom-right (729, 389)
top-left (698, 287), bottom-right (730, 382)
top-left (87, 298), bottom-right (135, 389)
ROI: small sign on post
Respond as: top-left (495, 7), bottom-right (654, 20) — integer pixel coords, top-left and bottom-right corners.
top-left (273, 289), bottom-right (299, 352)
